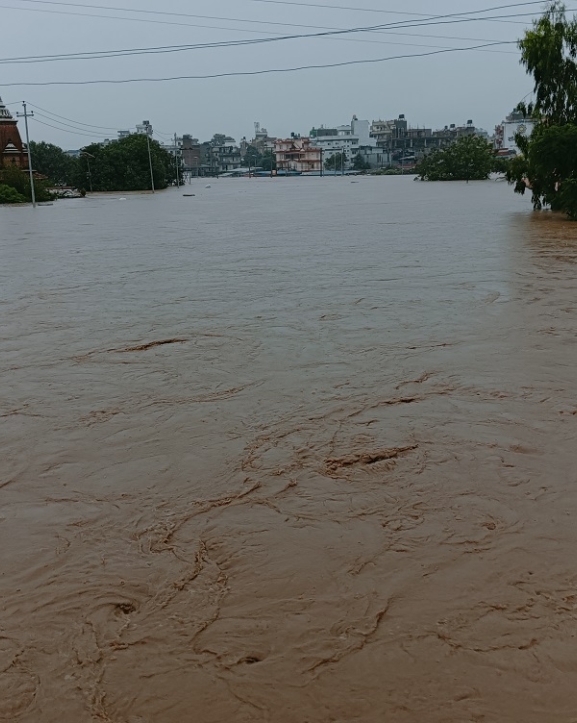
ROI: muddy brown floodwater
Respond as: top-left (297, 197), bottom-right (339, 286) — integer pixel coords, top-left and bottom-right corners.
top-left (1, 176), bottom-right (577, 723)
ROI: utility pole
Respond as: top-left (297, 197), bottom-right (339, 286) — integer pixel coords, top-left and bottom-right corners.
top-left (80, 151), bottom-right (95, 192)
top-left (174, 133), bottom-right (180, 187)
top-left (17, 101), bottom-right (36, 208)
top-left (145, 123), bottom-right (155, 193)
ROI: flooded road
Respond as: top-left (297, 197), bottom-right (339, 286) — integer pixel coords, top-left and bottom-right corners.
top-left (1, 176), bottom-right (577, 722)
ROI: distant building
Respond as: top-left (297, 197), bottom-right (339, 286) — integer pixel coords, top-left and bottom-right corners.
top-left (0, 97), bottom-right (28, 169)
top-left (181, 135), bottom-right (201, 174)
top-left (494, 109), bottom-right (537, 156)
top-left (355, 146), bottom-right (392, 169)
top-left (309, 117), bottom-right (376, 170)
top-left (370, 115), bottom-right (486, 167)
top-left (252, 122), bottom-right (277, 153)
top-left (275, 138), bottom-right (322, 174)
top-left (136, 120), bottom-right (153, 136)
top-left (200, 135), bottom-right (242, 175)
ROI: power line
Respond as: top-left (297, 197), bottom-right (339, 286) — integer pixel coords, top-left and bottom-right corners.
top-left (0, 0), bottom-right (551, 39)
top-left (27, 102), bottom-right (130, 130)
top-left (0, 26), bottom-right (521, 64)
top-left (33, 109), bottom-right (120, 133)
top-left (0, 40), bottom-right (519, 87)
top-left (29, 103), bottom-right (176, 140)
top-left (0, 1), bottom-right (552, 68)
top-left (32, 116), bottom-right (104, 137)
top-left (0, 32), bottom-right (519, 65)
top-left (9, 0), bottom-right (546, 30)
top-left (238, 0), bottom-right (477, 15)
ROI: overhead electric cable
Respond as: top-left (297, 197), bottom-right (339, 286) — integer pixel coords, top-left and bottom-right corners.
top-left (0, 1), bottom-right (557, 68)
top-left (10, 0), bottom-right (547, 30)
top-left (0, 33), bottom-right (519, 65)
top-left (0, 23), bottom-right (521, 64)
top-left (32, 116), bottom-right (104, 137)
top-left (0, 40), bottom-right (519, 87)
top-left (0, 1), bottom-right (554, 38)
top-left (238, 0), bottom-right (504, 14)
top-left (27, 102), bottom-right (130, 130)
top-left (32, 109), bottom-right (119, 133)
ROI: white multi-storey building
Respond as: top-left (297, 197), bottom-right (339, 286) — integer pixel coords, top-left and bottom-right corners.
top-left (494, 110), bottom-right (537, 155)
top-left (309, 116), bottom-right (376, 169)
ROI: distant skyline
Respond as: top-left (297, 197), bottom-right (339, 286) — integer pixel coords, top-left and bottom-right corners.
top-left (1, 0), bottom-right (553, 149)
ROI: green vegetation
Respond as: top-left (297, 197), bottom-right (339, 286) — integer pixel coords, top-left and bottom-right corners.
top-left (243, 146), bottom-right (276, 171)
top-left (29, 141), bottom-right (76, 186)
top-left (415, 135), bottom-right (495, 182)
top-left (0, 165), bottom-right (53, 204)
top-left (353, 155), bottom-right (371, 171)
top-left (371, 167), bottom-right (404, 176)
top-left (73, 135), bottom-right (176, 192)
top-left (507, 2), bottom-right (577, 219)
top-left (0, 183), bottom-right (27, 204)
top-left (324, 152), bottom-right (347, 171)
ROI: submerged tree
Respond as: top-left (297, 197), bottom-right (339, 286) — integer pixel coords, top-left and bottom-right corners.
top-left (507, 2), bottom-right (577, 219)
top-left (415, 135), bottom-right (494, 182)
top-left (324, 152), bottom-right (348, 171)
top-left (0, 164), bottom-right (53, 202)
top-left (73, 135), bottom-right (176, 192)
top-left (29, 141), bottom-right (77, 186)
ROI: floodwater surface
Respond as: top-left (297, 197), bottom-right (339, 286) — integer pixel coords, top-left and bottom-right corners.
top-left (1, 177), bottom-right (577, 722)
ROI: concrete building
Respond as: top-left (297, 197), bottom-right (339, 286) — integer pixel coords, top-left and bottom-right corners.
top-left (494, 109), bottom-right (537, 156)
top-left (355, 146), bottom-right (392, 169)
top-left (275, 138), bottom-right (322, 174)
top-left (200, 136), bottom-right (242, 175)
top-left (136, 120), bottom-right (153, 136)
top-left (370, 115), bottom-right (486, 167)
top-left (252, 122), bottom-right (277, 153)
top-left (0, 97), bottom-right (28, 169)
top-left (310, 117), bottom-right (376, 169)
top-left (181, 135), bottom-right (201, 174)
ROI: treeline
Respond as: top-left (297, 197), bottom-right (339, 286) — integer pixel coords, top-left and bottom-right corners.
top-left (507, 2), bottom-right (577, 220)
top-left (0, 166), bottom-right (53, 204)
top-left (0, 134), bottom-right (178, 203)
top-left (415, 136), bottom-right (503, 182)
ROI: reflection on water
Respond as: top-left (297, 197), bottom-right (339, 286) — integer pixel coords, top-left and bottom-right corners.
top-left (1, 178), bottom-right (577, 723)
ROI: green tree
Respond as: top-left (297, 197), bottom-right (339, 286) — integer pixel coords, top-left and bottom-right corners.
top-left (416, 135), bottom-right (494, 181)
top-left (261, 150), bottom-right (276, 172)
top-left (507, 2), bottom-right (577, 219)
top-left (29, 141), bottom-right (77, 186)
top-left (353, 154), bottom-right (371, 171)
top-left (0, 183), bottom-right (27, 204)
top-left (324, 152), bottom-right (347, 171)
top-left (243, 144), bottom-right (261, 168)
top-left (0, 165), bottom-right (53, 202)
top-left (72, 135), bottom-right (176, 192)
top-left (492, 156), bottom-right (511, 175)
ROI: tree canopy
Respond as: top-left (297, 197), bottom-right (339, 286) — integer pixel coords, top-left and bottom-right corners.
top-left (353, 154), bottom-right (371, 171)
top-left (73, 135), bottom-right (176, 192)
top-left (0, 165), bottom-right (53, 203)
top-left (324, 152), bottom-right (347, 171)
top-left (415, 135), bottom-right (494, 181)
top-left (29, 141), bottom-right (76, 186)
top-left (507, 2), bottom-right (577, 219)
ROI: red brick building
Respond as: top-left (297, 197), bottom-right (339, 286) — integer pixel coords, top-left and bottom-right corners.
top-left (0, 97), bottom-right (29, 169)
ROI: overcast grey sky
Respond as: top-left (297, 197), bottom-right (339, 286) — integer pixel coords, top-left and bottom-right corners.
top-left (0, 0), bottom-right (551, 148)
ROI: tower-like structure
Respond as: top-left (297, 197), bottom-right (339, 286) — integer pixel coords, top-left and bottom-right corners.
top-left (0, 98), bottom-right (28, 169)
